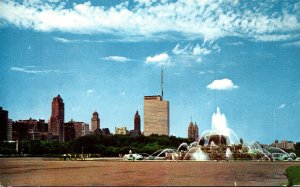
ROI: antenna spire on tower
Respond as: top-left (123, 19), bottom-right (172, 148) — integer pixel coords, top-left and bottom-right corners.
top-left (161, 65), bottom-right (164, 99)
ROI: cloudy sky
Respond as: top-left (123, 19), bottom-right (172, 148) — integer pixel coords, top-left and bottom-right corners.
top-left (0, 0), bottom-right (300, 143)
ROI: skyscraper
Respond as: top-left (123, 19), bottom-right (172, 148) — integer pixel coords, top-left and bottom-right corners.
top-left (64, 120), bottom-right (76, 142)
top-left (188, 121), bottom-right (199, 141)
top-left (144, 66), bottom-right (169, 136)
top-left (49, 95), bottom-right (64, 142)
top-left (83, 123), bottom-right (90, 136)
top-left (91, 111), bottom-right (100, 131)
top-left (0, 107), bottom-right (9, 142)
top-left (134, 111), bottom-right (141, 134)
top-left (144, 95), bottom-right (169, 136)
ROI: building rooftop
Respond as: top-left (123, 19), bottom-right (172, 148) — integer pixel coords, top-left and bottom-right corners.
top-left (144, 95), bottom-right (162, 101)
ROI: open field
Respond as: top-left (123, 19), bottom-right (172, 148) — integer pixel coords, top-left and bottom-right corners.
top-left (1, 157), bottom-right (300, 186)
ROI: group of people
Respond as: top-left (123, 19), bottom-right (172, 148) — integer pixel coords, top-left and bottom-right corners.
top-left (62, 154), bottom-right (88, 161)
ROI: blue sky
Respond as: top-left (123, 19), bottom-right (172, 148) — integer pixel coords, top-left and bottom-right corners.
top-left (0, 0), bottom-right (300, 144)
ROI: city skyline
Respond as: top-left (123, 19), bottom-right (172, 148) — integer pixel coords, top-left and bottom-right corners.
top-left (1, 0), bottom-right (300, 144)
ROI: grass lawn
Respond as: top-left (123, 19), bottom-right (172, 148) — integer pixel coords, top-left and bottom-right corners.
top-left (285, 166), bottom-right (300, 186)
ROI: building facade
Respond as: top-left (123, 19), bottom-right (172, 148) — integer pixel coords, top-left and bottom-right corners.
top-left (144, 95), bottom-right (169, 136)
top-left (102, 128), bottom-right (111, 136)
top-left (0, 107), bottom-right (9, 142)
top-left (49, 95), bottom-right (64, 142)
top-left (188, 121), bottom-right (199, 141)
top-left (272, 140), bottom-right (295, 150)
top-left (7, 119), bottom-right (12, 141)
top-left (115, 127), bottom-right (128, 135)
top-left (64, 121), bottom-right (76, 142)
top-left (91, 112), bottom-right (100, 132)
top-left (83, 123), bottom-right (90, 135)
top-left (12, 118), bottom-right (49, 141)
top-left (74, 121), bottom-right (84, 138)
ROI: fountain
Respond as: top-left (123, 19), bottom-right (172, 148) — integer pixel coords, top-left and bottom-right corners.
top-left (124, 107), bottom-right (298, 161)
top-left (192, 147), bottom-right (209, 160)
top-left (225, 148), bottom-right (232, 160)
top-left (173, 107), bottom-right (298, 161)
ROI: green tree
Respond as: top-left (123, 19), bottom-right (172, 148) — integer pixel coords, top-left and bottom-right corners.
top-left (295, 142), bottom-right (300, 157)
top-left (19, 140), bottom-right (30, 154)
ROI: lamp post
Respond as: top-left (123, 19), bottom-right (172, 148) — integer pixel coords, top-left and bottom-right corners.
top-left (81, 146), bottom-right (84, 160)
top-left (273, 107), bottom-right (276, 143)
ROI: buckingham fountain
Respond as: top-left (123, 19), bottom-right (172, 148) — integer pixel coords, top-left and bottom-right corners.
top-left (145, 107), bottom-right (297, 161)
top-left (173, 107), bottom-right (297, 161)
top-left (124, 107), bottom-right (297, 161)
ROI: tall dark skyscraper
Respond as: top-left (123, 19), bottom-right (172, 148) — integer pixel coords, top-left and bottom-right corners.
top-left (188, 121), bottom-right (199, 141)
top-left (49, 95), bottom-right (64, 142)
top-left (0, 107), bottom-right (9, 142)
top-left (134, 110), bottom-right (141, 134)
top-left (91, 111), bottom-right (100, 132)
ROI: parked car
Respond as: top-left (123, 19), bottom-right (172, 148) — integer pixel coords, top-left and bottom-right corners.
top-left (123, 153), bottom-right (149, 160)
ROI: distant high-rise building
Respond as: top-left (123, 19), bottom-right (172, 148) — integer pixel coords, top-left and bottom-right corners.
top-left (134, 111), bottom-right (141, 134)
top-left (36, 119), bottom-right (49, 141)
top-left (64, 121), bottom-right (76, 142)
top-left (83, 123), bottom-right (90, 135)
top-left (271, 140), bottom-right (295, 150)
top-left (115, 126), bottom-right (128, 135)
top-left (144, 95), bottom-right (169, 136)
top-left (49, 95), bottom-right (64, 142)
top-left (91, 112), bottom-right (100, 131)
top-left (7, 119), bottom-right (12, 141)
top-left (28, 123), bottom-right (40, 140)
top-left (73, 121), bottom-right (84, 138)
top-left (0, 107), bottom-right (9, 142)
top-left (102, 128), bottom-right (111, 136)
top-left (188, 121), bottom-right (199, 141)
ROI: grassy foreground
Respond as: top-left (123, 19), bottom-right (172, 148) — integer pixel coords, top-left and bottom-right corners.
top-left (285, 166), bottom-right (300, 186)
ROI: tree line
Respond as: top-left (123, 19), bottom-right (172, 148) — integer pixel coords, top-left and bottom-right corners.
top-left (1, 135), bottom-right (299, 157)
top-left (0, 134), bottom-right (191, 156)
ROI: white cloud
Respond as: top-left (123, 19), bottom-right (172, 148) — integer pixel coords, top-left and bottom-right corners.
top-left (199, 70), bottom-right (214, 75)
top-left (192, 44), bottom-right (211, 56)
top-left (172, 41), bottom-right (220, 56)
top-left (254, 34), bottom-right (295, 42)
top-left (134, 0), bottom-right (157, 7)
top-left (0, 1), bottom-right (299, 41)
top-left (225, 41), bottom-right (244, 46)
top-left (282, 41), bottom-right (300, 47)
top-left (145, 53), bottom-right (170, 66)
top-left (172, 44), bottom-right (192, 55)
top-left (292, 101), bottom-right (300, 106)
top-left (53, 37), bottom-right (103, 43)
top-left (171, 41), bottom-right (220, 65)
top-left (53, 37), bottom-right (70, 43)
top-left (86, 89), bottom-right (95, 94)
top-left (277, 104), bottom-right (286, 109)
top-left (86, 89), bottom-right (96, 96)
top-left (10, 66), bottom-right (61, 74)
top-left (207, 78), bottom-right (238, 90)
top-left (102, 56), bottom-right (131, 62)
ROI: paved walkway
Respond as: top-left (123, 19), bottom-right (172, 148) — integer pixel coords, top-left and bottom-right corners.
top-left (1, 158), bottom-right (299, 186)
